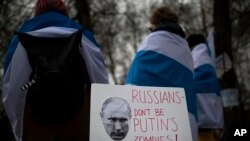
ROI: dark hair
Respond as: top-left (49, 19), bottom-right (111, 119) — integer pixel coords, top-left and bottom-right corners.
top-left (187, 34), bottom-right (206, 49)
top-left (149, 5), bottom-right (178, 28)
top-left (35, 0), bottom-right (68, 16)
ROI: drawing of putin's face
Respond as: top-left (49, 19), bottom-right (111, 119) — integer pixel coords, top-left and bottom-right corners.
top-left (100, 97), bottom-right (131, 140)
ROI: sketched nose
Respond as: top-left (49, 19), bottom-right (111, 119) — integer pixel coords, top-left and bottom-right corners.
top-left (114, 121), bottom-right (122, 130)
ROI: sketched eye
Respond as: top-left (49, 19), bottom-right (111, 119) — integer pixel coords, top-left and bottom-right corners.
top-left (108, 117), bottom-right (117, 122)
top-left (119, 118), bottom-right (128, 123)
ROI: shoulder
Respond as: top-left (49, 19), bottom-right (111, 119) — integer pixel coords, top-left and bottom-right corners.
top-left (20, 12), bottom-right (82, 32)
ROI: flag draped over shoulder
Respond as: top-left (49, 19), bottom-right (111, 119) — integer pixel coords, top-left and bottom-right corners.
top-left (126, 30), bottom-right (198, 141)
top-left (206, 30), bottom-right (216, 68)
top-left (3, 12), bottom-right (108, 141)
top-left (191, 43), bottom-right (224, 129)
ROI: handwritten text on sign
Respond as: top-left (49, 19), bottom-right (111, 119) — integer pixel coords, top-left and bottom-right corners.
top-left (90, 84), bottom-right (192, 141)
top-left (132, 89), bottom-right (185, 141)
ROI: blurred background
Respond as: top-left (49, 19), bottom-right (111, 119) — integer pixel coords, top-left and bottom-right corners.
top-left (0, 0), bottom-right (250, 140)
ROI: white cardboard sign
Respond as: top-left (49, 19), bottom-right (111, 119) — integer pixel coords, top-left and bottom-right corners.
top-left (90, 84), bottom-right (192, 141)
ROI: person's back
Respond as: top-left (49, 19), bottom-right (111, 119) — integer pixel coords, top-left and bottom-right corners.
top-left (187, 34), bottom-right (224, 141)
top-left (126, 5), bottom-right (198, 141)
top-left (2, 0), bottom-right (108, 141)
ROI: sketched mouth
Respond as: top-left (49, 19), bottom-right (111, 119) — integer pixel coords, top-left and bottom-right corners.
top-left (111, 133), bottom-right (125, 140)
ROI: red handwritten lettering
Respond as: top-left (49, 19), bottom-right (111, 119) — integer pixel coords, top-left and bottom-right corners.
top-left (139, 90), bottom-right (147, 103)
top-left (166, 135), bottom-right (172, 141)
top-left (134, 136), bottom-right (164, 141)
top-left (133, 117), bottom-right (178, 132)
top-left (171, 117), bottom-right (178, 132)
top-left (132, 89), bottom-right (183, 104)
top-left (166, 134), bottom-right (178, 141)
top-left (134, 118), bottom-right (140, 132)
top-left (153, 91), bottom-right (160, 104)
top-left (140, 118), bottom-right (148, 132)
top-left (175, 91), bottom-right (182, 104)
top-left (132, 89), bottom-right (139, 103)
top-left (155, 108), bottom-right (164, 116)
top-left (162, 92), bottom-right (169, 103)
top-left (148, 118), bottom-right (155, 131)
top-left (146, 90), bottom-right (153, 104)
top-left (160, 118), bottom-right (169, 131)
top-left (134, 109), bottom-right (151, 116)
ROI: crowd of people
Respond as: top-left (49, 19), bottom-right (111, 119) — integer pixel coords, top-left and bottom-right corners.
top-left (1, 0), bottom-right (224, 141)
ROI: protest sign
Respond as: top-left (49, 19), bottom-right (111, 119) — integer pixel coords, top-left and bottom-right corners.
top-left (90, 84), bottom-right (192, 141)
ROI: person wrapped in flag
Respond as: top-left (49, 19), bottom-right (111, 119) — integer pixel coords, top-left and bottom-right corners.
top-left (187, 34), bottom-right (224, 130)
top-left (126, 5), bottom-right (198, 141)
top-left (2, 0), bottom-right (108, 141)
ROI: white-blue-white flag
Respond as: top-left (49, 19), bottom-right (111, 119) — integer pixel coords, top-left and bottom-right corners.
top-left (191, 42), bottom-right (224, 129)
top-left (126, 30), bottom-right (198, 141)
top-left (3, 12), bottom-right (108, 141)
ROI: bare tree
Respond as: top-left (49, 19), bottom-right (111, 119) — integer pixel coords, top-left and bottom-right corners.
top-left (73, 0), bottom-right (93, 30)
top-left (231, 0), bottom-right (250, 107)
top-left (90, 0), bottom-right (119, 84)
top-left (213, 0), bottom-right (245, 140)
top-left (230, 0), bottom-right (250, 124)
top-left (90, 0), bottom-right (150, 84)
top-left (177, 0), bottom-right (213, 36)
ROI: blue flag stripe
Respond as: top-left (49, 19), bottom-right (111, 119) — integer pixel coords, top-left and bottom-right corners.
top-left (194, 64), bottom-right (220, 95)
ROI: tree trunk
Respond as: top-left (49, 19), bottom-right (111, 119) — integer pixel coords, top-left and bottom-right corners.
top-left (200, 0), bottom-right (208, 36)
top-left (214, 0), bottom-right (244, 140)
top-left (214, 0), bottom-right (231, 60)
top-left (74, 0), bottom-right (93, 30)
top-left (214, 0), bottom-right (238, 95)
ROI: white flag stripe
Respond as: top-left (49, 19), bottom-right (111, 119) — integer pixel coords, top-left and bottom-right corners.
top-left (138, 31), bottom-right (194, 72)
top-left (192, 44), bottom-right (213, 69)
